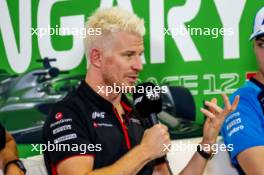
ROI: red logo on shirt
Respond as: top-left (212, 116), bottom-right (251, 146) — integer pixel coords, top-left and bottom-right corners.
top-left (55, 112), bottom-right (63, 121)
top-left (93, 122), bottom-right (98, 128)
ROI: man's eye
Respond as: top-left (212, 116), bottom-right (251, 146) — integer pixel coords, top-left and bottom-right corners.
top-left (258, 43), bottom-right (264, 48)
top-left (125, 53), bottom-right (135, 57)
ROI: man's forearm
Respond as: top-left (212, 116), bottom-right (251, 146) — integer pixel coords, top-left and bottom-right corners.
top-left (179, 152), bottom-right (207, 175)
top-left (86, 144), bottom-right (153, 175)
top-left (179, 140), bottom-right (214, 175)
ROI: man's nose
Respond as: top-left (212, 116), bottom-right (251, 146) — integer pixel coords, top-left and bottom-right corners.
top-left (132, 56), bottom-right (143, 71)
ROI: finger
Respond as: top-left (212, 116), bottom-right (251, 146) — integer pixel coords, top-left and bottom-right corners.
top-left (143, 129), bottom-right (149, 136)
top-left (158, 125), bottom-right (168, 135)
top-left (211, 98), bottom-right (217, 104)
top-left (231, 95), bottom-right (240, 111)
top-left (159, 124), bottom-right (168, 132)
top-left (204, 101), bottom-right (223, 113)
top-left (221, 93), bottom-right (232, 111)
top-left (165, 133), bottom-right (170, 141)
top-left (209, 98), bottom-right (217, 113)
top-left (201, 108), bottom-right (215, 119)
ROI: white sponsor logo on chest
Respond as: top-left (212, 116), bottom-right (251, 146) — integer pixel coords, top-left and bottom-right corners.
top-left (129, 118), bottom-right (141, 125)
top-left (92, 112), bottom-right (106, 119)
top-left (52, 125), bottom-right (72, 134)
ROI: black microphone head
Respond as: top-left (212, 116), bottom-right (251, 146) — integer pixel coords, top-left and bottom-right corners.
top-left (133, 82), bottom-right (162, 118)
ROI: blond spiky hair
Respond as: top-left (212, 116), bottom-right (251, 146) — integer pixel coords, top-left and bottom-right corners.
top-left (84, 7), bottom-right (145, 51)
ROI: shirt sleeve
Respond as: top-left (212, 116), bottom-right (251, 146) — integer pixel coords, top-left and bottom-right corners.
top-left (221, 93), bottom-right (264, 165)
top-left (43, 102), bottom-right (96, 166)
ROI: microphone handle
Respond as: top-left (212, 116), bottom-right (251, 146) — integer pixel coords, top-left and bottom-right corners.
top-left (149, 113), bottom-right (173, 175)
top-left (150, 113), bottom-right (159, 125)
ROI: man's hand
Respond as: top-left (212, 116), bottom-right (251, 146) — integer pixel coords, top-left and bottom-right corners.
top-left (179, 94), bottom-right (239, 175)
top-left (201, 94), bottom-right (240, 145)
top-left (58, 124), bottom-right (170, 175)
top-left (140, 124), bottom-right (171, 160)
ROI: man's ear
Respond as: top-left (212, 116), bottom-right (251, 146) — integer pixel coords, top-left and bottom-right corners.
top-left (89, 48), bottom-right (102, 68)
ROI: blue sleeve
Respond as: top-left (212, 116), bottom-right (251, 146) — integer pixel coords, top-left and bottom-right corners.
top-left (221, 91), bottom-right (264, 165)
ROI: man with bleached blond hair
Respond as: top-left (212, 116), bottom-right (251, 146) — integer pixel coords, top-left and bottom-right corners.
top-left (43, 7), bottom-right (239, 175)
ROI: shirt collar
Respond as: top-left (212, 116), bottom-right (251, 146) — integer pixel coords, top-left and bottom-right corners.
top-left (249, 77), bottom-right (264, 92)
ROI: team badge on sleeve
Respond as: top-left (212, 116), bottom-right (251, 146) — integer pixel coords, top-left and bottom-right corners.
top-left (55, 112), bottom-right (63, 121)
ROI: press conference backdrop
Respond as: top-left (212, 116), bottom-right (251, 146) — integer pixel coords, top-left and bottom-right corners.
top-left (0, 0), bottom-right (262, 123)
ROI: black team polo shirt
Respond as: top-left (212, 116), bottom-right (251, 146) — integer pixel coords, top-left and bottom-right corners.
top-left (43, 80), bottom-right (165, 175)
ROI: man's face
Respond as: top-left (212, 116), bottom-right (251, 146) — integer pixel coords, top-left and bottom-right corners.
top-left (101, 32), bottom-right (144, 88)
top-left (254, 36), bottom-right (264, 74)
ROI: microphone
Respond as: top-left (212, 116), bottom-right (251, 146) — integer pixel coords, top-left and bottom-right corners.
top-left (133, 82), bottom-right (173, 175)
top-left (133, 82), bottom-right (162, 125)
